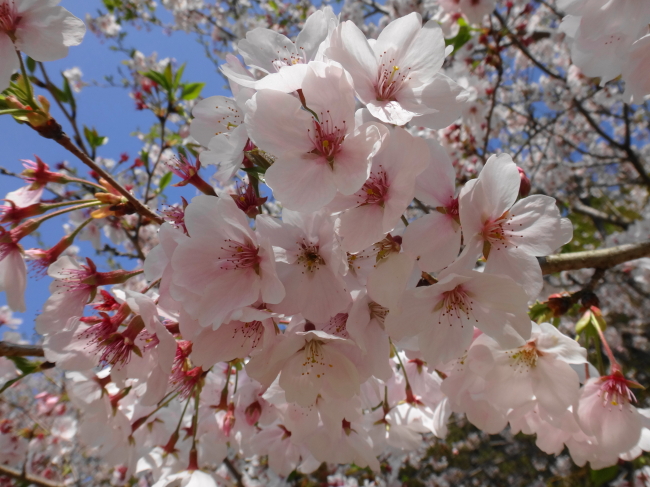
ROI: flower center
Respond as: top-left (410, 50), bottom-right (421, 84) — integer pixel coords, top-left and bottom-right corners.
top-left (598, 372), bottom-right (638, 408)
top-left (323, 313), bottom-right (350, 339)
top-left (307, 116), bottom-right (346, 163)
top-left (506, 343), bottom-right (539, 372)
top-left (219, 239), bottom-right (261, 272)
top-left (376, 59), bottom-right (412, 101)
top-left (357, 168), bottom-right (390, 207)
top-left (434, 285), bottom-right (478, 327)
top-left (0, 2), bottom-right (20, 37)
top-left (301, 339), bottom-right (332, 379)
top-left (297, 241), bottom-right (325, 273)
top-left (232, 320), bottom-right (264, 350)
top-left (369, 301), bottom-right (389, 328)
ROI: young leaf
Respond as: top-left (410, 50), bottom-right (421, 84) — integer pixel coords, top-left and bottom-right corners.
top-left (180, 82), bottom-right (205, 101)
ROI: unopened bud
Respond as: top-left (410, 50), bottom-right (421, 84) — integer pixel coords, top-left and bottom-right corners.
top-left (518, 167), bottom-right (531, 198)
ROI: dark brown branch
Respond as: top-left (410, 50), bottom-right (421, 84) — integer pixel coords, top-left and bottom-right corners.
top-left (539, 240), bottom-right (650, 274)
top-left (0, 341), bottom-right (45, 357)
top-left (223, 457), bottom-right (244, 487)
top-left (0, 464), bottom-right (63, 487)
top-left (54, 133), bottom-right (164, 225)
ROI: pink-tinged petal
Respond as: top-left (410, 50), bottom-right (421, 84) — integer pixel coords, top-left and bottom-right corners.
top-left (419, 313), bottom-right (475, 368)
top-left (273, 263), bottom-right (350, 323)
top-left (183, 194), bottom-right (253, 243)
top-left (462, 271), bottom-right (531, 343)
top-left (5, 185), bottom-right (43, 207)
top-left (396, 19), bottom-right (446, 84)
top-left (331, 123), bottom-right (383, 195)
top-left (402, 212), bottom-right (461, 272)
top-left (190, 321), bottom-right (254, 368)
top-left (373, 12), bottom-right (422, 63)
top-left (0, 34), bottom-right (19, 92)
top-left (190, 96), bottom-right (243, 146)
top-left (295, 9), bottom-right (329, 61)
top-left (35, 287), bottom-right (89, 335)
top-left (244, 90), bottom-right (314, 156)
top-left (577, 378), bottom-right (643, 455)
top-left (42, 324), bottom-right (96, 371)
top-left (405, 75), bottom-right (466, 129)
top-left (414, 139), bottom-right (456, 207)
top-left (301, 62), bottom-right (356, 127)
top-left (143, 241), bottom-right (167, 282)
top-left (536, 323), bottom-right (587, 363)
top-left (484, 246), bottom-right (543, 300)
top-left (257, 237), bottom-right (286, 304)
top-left (366, 99), bottom-right (415, 125)
top-left (367, 252), bottom-right (415, 310)
top-left (478, 153), bottom-right (521, 218)
top-left (508, 195), bottom-right (573, 255)
top-left (326, 21), bottom-right (378, 103)
top-left (15, 5), bottom-right (86, 62)
top-left (339, 204), bottom-right (386, 254)
top-left (139, 367), bottom-right (170, 407)
top-left (200, 125), bottom-right (248, 184)
top-left (194, 270), bottom-right (261, 328)
top-left (256, 215), bottom-right (303, 262)
top-left (458, 178), bottom-right (484, 238)
top-left (0, 248), bottom-right (26, 312)
top-left (238, 28), bottom-right (297, 74)
top-left (532, 358), bottom-right (581, 418)
top-left (255, 64), bottom-right (311, 93)
top-left (264, 153), bottom-right (338, 212)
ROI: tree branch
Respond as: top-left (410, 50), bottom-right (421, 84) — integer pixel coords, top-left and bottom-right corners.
top-left (539, 240), bottom-right (650, 274)
top-left (0, 464), bottom-right (63, 487)
top-left (55, 133), bottom-right (164, 225)
top-left (0, 341), bottom-right (45, 357)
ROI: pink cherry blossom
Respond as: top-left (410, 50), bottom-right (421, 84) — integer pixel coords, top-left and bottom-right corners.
top-left (458, 153), bottom-right (573, 298)
top-left (327, 12), bottom-right (465, 127)
top-left (245, 62), bottom-right (384, 211)
top-left (0, 0), bottom-right (86, 91)
top-left (330, 127), bottom-right (428, 253)
top-left (386, 270), bottom-right (531, 368)
top-left (257, 209), bottom-right (351, 322)
top-left (402, 139), bottom-right (461, 272)
top-left (170, 195), bottom-right (285, 329)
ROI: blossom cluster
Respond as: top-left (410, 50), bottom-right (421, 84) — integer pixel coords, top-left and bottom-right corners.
top-left (2, 0), bottom-right (650, 485)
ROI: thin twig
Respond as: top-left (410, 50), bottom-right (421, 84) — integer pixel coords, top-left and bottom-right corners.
top-left (55, 133), bottom-right (164, 224)
top-left (0, 463), bottom-right (63, 487)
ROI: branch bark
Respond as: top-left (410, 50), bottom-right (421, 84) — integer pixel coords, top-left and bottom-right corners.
top-left (0, 341), bottom-right (45, 357)
top-left (55, 133), bottom-right (164, 225)
top-left (0, 464), bottom-right (63, 487)
top-left (539, 240), bottom-right (650, 274)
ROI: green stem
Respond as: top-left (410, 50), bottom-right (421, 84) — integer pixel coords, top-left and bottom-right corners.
top-left (16, 51), bottom-right (37, 109)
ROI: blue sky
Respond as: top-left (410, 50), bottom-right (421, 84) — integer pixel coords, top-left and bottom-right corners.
top-left (0, 0), bottom-right (231, 337)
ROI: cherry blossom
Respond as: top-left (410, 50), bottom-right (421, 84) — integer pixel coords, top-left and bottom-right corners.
top-left (327, 12), bottom-right (465, 127)
top-left (170, 195), bottom-right (285, 328)
top-left (0, 0), bottom-right (86, 91)
top-left (245, 62), bottom-right (384, 211)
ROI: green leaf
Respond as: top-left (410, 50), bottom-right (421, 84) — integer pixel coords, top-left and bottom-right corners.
top-left (1, 357), bottom-right (44, 393)
top-left (84, 125), bottom-right (109, 150)
top-left (158, 172), bottom-right (173, 192)
top-left (445, 18), bottom-right (473, 54)
top-left (26, 57), bottom-right (36, 72)
top-left (49, 83), bottom-right (69, 104)
top-left (163, 62), bottom-right (173, 89)
top-left (180, 82), bottom-right (205, 101)
top-left (590, 465), bottom-right (619, 486)
top-left (140, 70), bottom-right (171, 92)
top-left (62, 75), bottom-right (76, 112)
top-left (575, 311), bottom-right (592, 334)
top-left (173, 63), bottom-right (186, 90)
